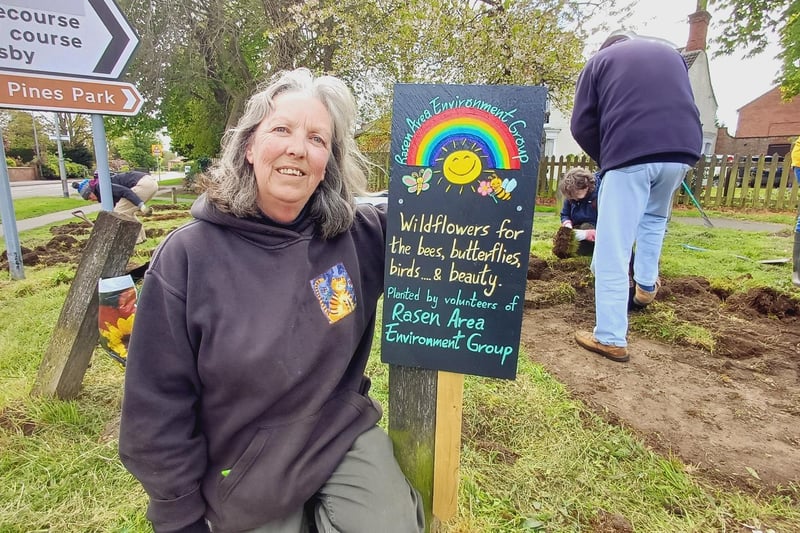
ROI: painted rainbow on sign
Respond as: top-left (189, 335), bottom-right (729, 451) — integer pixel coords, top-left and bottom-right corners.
top-left (406, 107), bottom-right (520, 169)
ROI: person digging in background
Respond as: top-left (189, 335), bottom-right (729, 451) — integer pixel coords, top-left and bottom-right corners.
top-left (73, 170), bottom-right (157, 243)
top-left (553, 167), bottom-right (648, 309)
top-left (569, 30), bottom-right (702, 363)
top-left (118, 68), bottom-right (424, 533)
top-left (553, 167), bottom-right (599, 258)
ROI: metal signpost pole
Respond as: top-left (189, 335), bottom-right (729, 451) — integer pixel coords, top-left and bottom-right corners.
top-left (0, 126), bottom-right (24, 279)
top-left (92, 115), bottom-right (114, 212)
top-left (54, 113), bottom-right (69, 198)
top-left (31, 116), bottom-right (43, 178)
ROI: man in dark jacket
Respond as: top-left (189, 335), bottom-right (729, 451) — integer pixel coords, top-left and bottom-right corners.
top-left (570, 30), bottom-right (702, 363)
top-left (74, 170), bottom-right (158, 243)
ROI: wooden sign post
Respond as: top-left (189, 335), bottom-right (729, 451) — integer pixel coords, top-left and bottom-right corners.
top-left (389, 367), bottom-right (463, 530)
top-left (31, 212), bottom-right (140, 399)
top-left (383, 84), bottom-right (547, 530)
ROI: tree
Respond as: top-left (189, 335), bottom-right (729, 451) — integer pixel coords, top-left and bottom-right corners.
top-left (282, 0), bottom-right (602, 112)
top-left (280, 0), bottom-right (608, 150)
top-left (161, 87), bottom-right (227, 158)
top-left (117, 0), bottom-right (617, 155)
top-left (111, 131), bottom-right (160, 170)
top-left (53, 113), bottom-right (92, 149)
top-left (117, 0), bottom-right (275, 158)
top-left (709, 0), bottom-right (799, 97)
top-left (63, 144), bottom-right (94, 168)
top-left (37, 113), bottom-right (95, 168)
top-left (3, 111), bottom-right (51, 163)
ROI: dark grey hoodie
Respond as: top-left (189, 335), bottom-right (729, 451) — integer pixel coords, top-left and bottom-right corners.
top-left (570, 38), bottom-right (702, 172)
top-left (119, 195), bottom-right (387, 532)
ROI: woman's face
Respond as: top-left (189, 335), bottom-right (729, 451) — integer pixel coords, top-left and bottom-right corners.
top-left (570, 188), bottom-right (588, 201)
top-left (246, 91), bottom-right (332, 223)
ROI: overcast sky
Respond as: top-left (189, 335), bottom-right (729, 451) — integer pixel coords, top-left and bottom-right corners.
top-left (586, 0), bottom-right (782, 135)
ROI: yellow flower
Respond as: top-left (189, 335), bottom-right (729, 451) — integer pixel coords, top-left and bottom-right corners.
top-left (100, 314), bottom-right (135, 359)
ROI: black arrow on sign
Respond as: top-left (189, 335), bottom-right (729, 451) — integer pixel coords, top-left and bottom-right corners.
top-left (90, 0), bottom-right (131, 75)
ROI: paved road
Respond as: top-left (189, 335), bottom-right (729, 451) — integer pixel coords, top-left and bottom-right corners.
top-left (671, 216), bottom-right (788, 233)
top-left (7, 171), bottom-right (185, 199)
top-left (4, 203), bottom-right (104, 232)
top-left (9, 180), bottom-right (76, 199)
top-left (1, 173), bottom-right (186, 234)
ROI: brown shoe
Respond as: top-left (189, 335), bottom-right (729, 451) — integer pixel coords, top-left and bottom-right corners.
top-left (633, 279), bottom-right (661, 306)
top-left (574, 330), bottom-right (629, 362)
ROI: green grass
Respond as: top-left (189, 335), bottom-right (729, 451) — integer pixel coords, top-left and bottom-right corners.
top-left (671, 204), bottom-right (797, 225)
top-left (628, 303), bottom-right (716, 351)
top-left (530, 208), bottom-right (795, 291)
top-left (1, 206), bottom-right (799, 532)
top-left (660, 219), bottom-right (795, 293)
top-left (11, 197), bottom-right (89, 220)
top-left (155, 177), bottom-right (185, 187)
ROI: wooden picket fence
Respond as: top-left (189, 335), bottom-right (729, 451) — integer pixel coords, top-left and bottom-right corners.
top-left (679, 154), bottom-right (798, 211)
top-left (365, 153), bottom-right (799, 211)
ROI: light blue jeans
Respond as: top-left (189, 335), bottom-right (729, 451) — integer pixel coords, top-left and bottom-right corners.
top-left (591, 162), bottom-right (690, 347)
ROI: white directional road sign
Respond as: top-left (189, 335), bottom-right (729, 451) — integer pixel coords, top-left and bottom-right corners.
top-left (0, 0), bottom-right (139, 80)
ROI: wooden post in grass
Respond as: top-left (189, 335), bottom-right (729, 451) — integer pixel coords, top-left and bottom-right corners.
top-left (389, 367), bottom-right (464, 532)
top-left (31, 212), bottom-right (140, 400)
top-left (432, 371), bottom-right (464, 520)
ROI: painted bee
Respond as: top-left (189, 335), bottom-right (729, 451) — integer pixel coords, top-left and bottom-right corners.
top-left (489, 175), bottom-right (517, 201)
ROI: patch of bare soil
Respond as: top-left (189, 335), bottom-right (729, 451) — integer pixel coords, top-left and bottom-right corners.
top-left (522, 255), bottom-right (800, 497)
top-left (5, 209), bottom-right (799, 501)
top-left (0, 206), bottom-right (188, 271)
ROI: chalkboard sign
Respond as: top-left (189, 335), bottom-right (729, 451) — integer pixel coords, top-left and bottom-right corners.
top-left (381, 84), bottom-right (547, 379)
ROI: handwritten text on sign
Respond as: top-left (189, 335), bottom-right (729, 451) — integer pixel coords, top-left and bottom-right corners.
top-left (381, 84), bottom-right (547, 379)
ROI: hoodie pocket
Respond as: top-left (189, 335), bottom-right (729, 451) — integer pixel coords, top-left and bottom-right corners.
top-left (217, 427), bottom-right (274, 502)
top-left (211, 389), bottom-right (379, 521)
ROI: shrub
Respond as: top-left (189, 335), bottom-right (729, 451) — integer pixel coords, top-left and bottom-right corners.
top-left (63, 144), bottom-right (94, 168)
top-left (43, 154), bottom-right (89, 179)
top-left (6, 147), bottom-right (34, 163)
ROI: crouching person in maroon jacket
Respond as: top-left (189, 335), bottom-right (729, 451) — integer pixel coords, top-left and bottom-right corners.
top-left (119, 68), bottom-right (425, 533)
top-left (75, 170), bottom-right (158, 243)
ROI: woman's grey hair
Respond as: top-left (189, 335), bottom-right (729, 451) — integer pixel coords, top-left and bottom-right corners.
top-left (202, 67), bottom-right (370, 238)
top-left (558, 167), bottom-right (596, 200)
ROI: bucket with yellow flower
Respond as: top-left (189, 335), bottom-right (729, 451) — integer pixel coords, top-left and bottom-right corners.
top-left (98, 275), bottom-right (137, 367)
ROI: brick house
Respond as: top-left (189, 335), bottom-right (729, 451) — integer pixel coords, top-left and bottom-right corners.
top-left (715, 87), bottom-right (800, 156)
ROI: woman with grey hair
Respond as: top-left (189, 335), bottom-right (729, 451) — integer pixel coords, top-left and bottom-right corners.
top-left (119, 68), bottom-right (424, 533)
top-left (203, 67), bottom-right (369, 238)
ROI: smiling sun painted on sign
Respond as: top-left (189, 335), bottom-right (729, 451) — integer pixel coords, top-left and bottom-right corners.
top-left (399, 104), bottom-right (529, 200)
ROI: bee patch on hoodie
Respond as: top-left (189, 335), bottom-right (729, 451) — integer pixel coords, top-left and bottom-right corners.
top-left (310, 263), bottom-right (356, 323)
